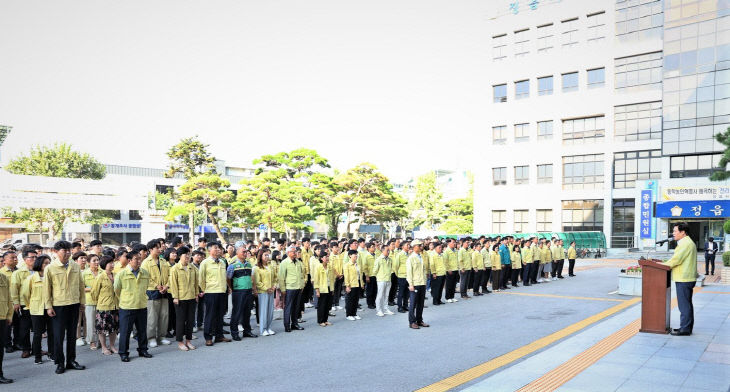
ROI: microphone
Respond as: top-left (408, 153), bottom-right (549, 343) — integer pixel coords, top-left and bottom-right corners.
top-left (655, 237), bottom-right (673, 246)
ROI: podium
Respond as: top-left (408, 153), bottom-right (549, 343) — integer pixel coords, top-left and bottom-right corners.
top-left (638, 259), bottom-right (671, 334)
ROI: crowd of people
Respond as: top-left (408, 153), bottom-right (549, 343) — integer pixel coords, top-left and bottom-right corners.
top-left (0, 234), bottom-right (579, 383)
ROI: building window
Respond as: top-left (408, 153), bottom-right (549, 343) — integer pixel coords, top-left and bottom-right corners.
top-left (514, 209), bottom-right (529, 233)
top-left (562, 154), bottom-right (604, 190)
top-left (492, 210), bottom-right (507, 233)
top-left (514, 29), bottom-right (530, 58)
top-left (562, 72), bottom-right (578, 92)
top-left (515, 166), bottom-right (529, 185)
top-left (613, 150), bottom-right (661, 189)
top-left (615, 0), bottom-right (663, 43)
top-left (670, 154), bottom-right (723, 178)
top-left (615, 51), bottom-right (662, 92)
top-left (537, 164), bottom-right (553, 183)
top-left (538, 76), bottom-right (553, 96)
top-left (129, 210), bottom-right (143, 220)
top-left (538, 120), bottom-right (553, 140)
top-left (587, 12), bottom-right (606, 44)
top-left (537, 23), bottom-right (554, 53)
top-left (492, 34), bottom-right (507, 61)
top-left (561, 18), bottom-right (579, 48)
top-left (493, 84), bottom-right (507, 103)
top-left (515, 79), bottom-right (529, 99)
top-left (561, 200), bottom-right (604, 232)
top-left (536, 209), bottom-right (552, 232)
top-left (612, 199), bottom-right (635, 247)
top-left (614, 101), bottom-right (662, 141)
top-left (562, 115), bottom-right (605, 145)
top-left (587, 68), bottom-right (605, 88)
top-left (493, 167), bottom-right (507, 185)
top-left (514, 123), bottom-right (530, 142)
top-left (493, 125), bottom-right (507, 144)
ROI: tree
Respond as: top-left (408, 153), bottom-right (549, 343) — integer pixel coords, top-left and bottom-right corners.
top-left (408, 171), bottom-right (444, 230)
top-left (440, 172), bottom-right (474, 235)
top-left (4, 143), bottom-right (106, 241)
top-left (177, 174), bottom-right (234, 243)
top-left (710, 126), bottom-right (730, 181)
top-left (165, 136), bottom-right (217, 242)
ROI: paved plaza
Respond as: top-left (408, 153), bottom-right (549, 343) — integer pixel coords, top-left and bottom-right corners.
top-left (1, 259), bottom-right (727, 392)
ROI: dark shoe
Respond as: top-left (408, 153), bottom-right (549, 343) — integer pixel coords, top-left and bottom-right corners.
top-left (285, 327), bottom-right (292, 333)
top-left (291, 325), bottom-right (304, 331)
top-left (398, 308), bottom-right (407, 313)
top-left (41, 350), bottom-right (48, 356)
top-left (21, 351), bottom-right (31, 358)
top-left (66, 361), bottom-right (85, 370)
top-left (298, 319), bottom-right (307, 323)
top-left (243, 332), bottom-right (257, 338)
top-left (205, 340), bottom-right (214, 346)
top-left (368, 305), bottom-right (376, 309)
top-left (670, 330), bottom-right (691, 336)
top-left (214, 337), bottom-right (232, 343)
top-left (165, 332), bottom-right (175, 338)
top-left (0, 376), bottom-right (12, 384)
top-left (34, 358), bottom-right (43, 365)
top-left (55, 365), bottom-right (65, 374)
top-left (410, 323), bottom-right (420, 329)
top-left (388, 301), bottom-right (395, 306)
top-left (485, 290), bottom-right (492, 294)
top-left (222, 329), bottom-right (230, 334)
top-left (231, 335), bottom-right (242, 341)
top-left (223, 321), bottom-right (230, 326)
top-left (558, 276), bottom-right (564, 279)
top-left (418, 322), bottom-right (430, 328)
top-left (140, 350), bottom-right (153, 358)
top-left (4, 347), bottom-right (14, 354)
top-left (512, 284), bottom-right (519, 287)
top-left (120, 355), bottom-right (130, 362)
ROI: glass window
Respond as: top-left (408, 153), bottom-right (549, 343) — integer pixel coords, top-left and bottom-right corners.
top-left (492, 34), bottom-right (507, 61)
top-left (515, 80), bottom-right (530, 99)
top-left (493, 167), bottom-right (507, 185)
top-left (538, 76), bottom-right (553, 96)
top-left (561, 18), bottom-right (579, 48)
top-left (615, 0), bottom-right (663, 43)
top-left (537, 164), bottom-right (553, 183)
top-left (612, 199), bottom-right (636, 243)
top-left (536, 209), bottom-right (552, 232)
top-left (614, 101), bottom-right (662, 141)
top-left (129, 210), bottom-right (143, 220)
top-left (537, 24), bottom-right (554, 53)
top-left (562, 72), bottom-right (579, 92)
top-left (587, 12), bottom-right (606, 44)
top-left (562, 115), bottom-right (605, 144)
top-left (561, 200), bottom-right (604, 232)
top-left (492, 210), bottom-right (506, 233)
top-left (670, 153), bottom-right (723, 178)
top-left (562, 154), bottom-right (604, 190)
top-left (514, 29), bottom-right (530, 58)
top-left (615, 51), bottom-right (662, 92)
top-left (515, 166), bottom-right (529, 185)
top-left (493, 125), bottom-right (507, 144)
top-left (515, 123), bottom-right (530, 142)
top-left (514, 210), bottom-right (529, 233)
top-left (613, 150), bottom-right (661, 189)
top-left (587, 68), bottom-right (605, 88)
top-left (493, 84), bottom-right (507, 103)
top-left (538, 120), bottom-right (553, 140)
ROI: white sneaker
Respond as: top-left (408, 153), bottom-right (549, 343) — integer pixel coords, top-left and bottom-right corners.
top-left (384, 310), bottom-right (395, 315)
top-left (331, 306), bottom-right (337, 312)
top-left (148, 340), bottom-right (158, 348)
top-left (354, 315), bottom-right (362, 320)
top-left (267, 329), bottom-right (275, 335)
top-left (76, 338), bottom-right (86, 346)
top-left (262, 331), bottom-right (270, 336)
top-left (238, 325), bottom-right (244, 332)
top-left (337, 306), bottom-right (343, 310)
top-left (192, 327), bottom-right (198, 333)
top-left (191, 335), bottom-right (198, 340)
top-left (305, 302), bottom-right (313, 308)
top-left (446, 299), bottom-right (453, 303)
top-left (347, 316), bottom-right (356, 321)
top-left (376, 311), bottom-right (384, 317)
top-left (453, 298), bottom-right (459, 302)
top-left (160, 339), bottom-right (171, 345)
top-left (553, 277), bottom-right (558, 281)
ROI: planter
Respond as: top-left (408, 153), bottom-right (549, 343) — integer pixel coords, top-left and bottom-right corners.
top-left (722, 266), bottom-right (730, 285)
top-left (618, 274), bottom-right (642, 296)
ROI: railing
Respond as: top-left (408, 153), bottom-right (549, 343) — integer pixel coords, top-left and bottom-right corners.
top-left (611, 235), bottom-right (636, 248)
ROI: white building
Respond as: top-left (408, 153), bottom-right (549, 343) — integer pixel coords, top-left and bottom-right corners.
top-left (474, 0), bottom-right (730, 251)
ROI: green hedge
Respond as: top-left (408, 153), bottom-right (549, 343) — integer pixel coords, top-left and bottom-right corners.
top-left (723, 251), bottom-right (730, 267)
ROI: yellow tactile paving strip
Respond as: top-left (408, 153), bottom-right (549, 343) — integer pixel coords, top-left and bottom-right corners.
top-left (415, 297), bottom-right (641, 392)
top-left (494, 292), bottom-right (625, 302)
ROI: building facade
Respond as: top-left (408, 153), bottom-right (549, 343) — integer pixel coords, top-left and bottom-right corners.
top-left (474, 0), bottom-right (730, 250)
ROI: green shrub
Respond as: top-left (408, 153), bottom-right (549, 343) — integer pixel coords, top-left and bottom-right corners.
top-left (724, 220), bottom-right (730, 234)
top-left (723, 251), bottom-right (730, 267)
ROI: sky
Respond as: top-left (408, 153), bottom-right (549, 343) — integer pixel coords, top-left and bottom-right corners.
top-left (0, 0), bottom-right (494, 182)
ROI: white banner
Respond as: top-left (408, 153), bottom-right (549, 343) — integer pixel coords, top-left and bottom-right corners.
top-left (661, 186), bottom-right (730, 201)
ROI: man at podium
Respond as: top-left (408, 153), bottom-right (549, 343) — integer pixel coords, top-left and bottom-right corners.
top-left (661, 222), bottom-right (698, 336)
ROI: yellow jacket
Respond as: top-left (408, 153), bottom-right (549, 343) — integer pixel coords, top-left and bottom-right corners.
top-left (490, 250), bottom-right (501, 270)
top-left (330, 252), bottom-right (344, 277)
top-left (113, 267), bottom-right (150, 310)
top-left (343, 261), bottom-right (363, 288)
top-left (0, 274), bottom-right (13, 321)
top-left (21, 273), bottom-right (44, 316)
top-left (82, 269), bottom-right (101, 306)
top-left (443, 248), bottom-right (459, 271)
top-left (169, 263), bottom-right (199, 301)
top-left (568, 246), bottom-right (577, 259)
top-left (430, 251), bottom-right (446, 276)
top-left (393, 251), bottom-right (408, 278)
top-left (422, 250), bottom-right (431, 276)
top-left (662, 236), bottom-right (698, 282)
top-left (43, 259), bottom-right (85, 308)
top-left (511, 251), bottom-right (522, 268)
top-left (199, 257), bottom-right (228, 294)
top-left (141, 256), bottom-right (171, 292)
top-left (361, 252), bottom-right (376, 277)
top-left (472, 251), bottom-right (485, 270)
top-left (90, 272), bottom-right (118, 311)
top-left (551, 245), bottom-right (563, 261)
top-left (313, 263), bottom-right (335, 294)
top-left (540, 247), bottom-right (550, 264)
top-left (278, 258), bottom-right (305, 291)
top-left (406, 252), bottom-right (426, 287)
top-left (458, 248), bottom-right (473, 270)
top-left (10, 264), bottom-right (30, 307)
top-left (521, 247), bottom-right (532, 265)
top-left (254, 265), bottom-right (275, 292)
top-left (372, 255), bottom-right (392, 282)
top-left (301, 248), bottom-right (313, 275)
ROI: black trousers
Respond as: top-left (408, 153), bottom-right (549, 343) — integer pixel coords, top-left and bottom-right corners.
top-left (366, 277), bottom-right (377, 307)
top-left (501, 265), bottom-right (511, 288)
top-left (284, 289), bottom-right (301, 328)
top-left (445, 272), bottom-right (457, 300)
top-left (705, 255), bottom-right (715, 275)
top-left (388, 273), bottom-right (398, 303)
top-left (556, 259), bottom-right (565, 277)
top-left (30, 314), bottom-right (53, 361)
top-left (511, 267), bottom-right (520, 286)
top-left (676, 281), bottom-right (695, 333)
top-left (345, 287), bottom-right (360, 317)
top-left (17, 309), bottom-right (31, 351)
top-left (4, 311), bottom-right (18, 349)
top-left (195, 298), bottom-right (205, 328)
top-left (174, 299), bottom-right (196, 342)
top-left (530, 261), bottom-right (540, 283)
top-left (51, 303), bottom-right (80, 366)
top-left (0, 320), bottom-right (6, 376)
top-left (522, 263), bottom-right (532, 284)
top-left (460, 270), bottom-right (472, 296)
top-left (316, 293), bottom-right (332, 324)
top-left (568, 259), bottom-right (576, 276)
top-left (431, 275), bottom-right (445, 304)
top-left (482, 269), bottom-right (492, 292)
top-left (119, 308), bottom-right (148, 356)
top-left (492, 269), bottom-right (501, 291)
top-left (333, 277), bottom-right (344, 307)
top-left (231, 289), bottom-right (253, 336)
top-left (203, 293), bottom-right (226, 340)
top-left (473, 270), bottom-right (484, 294)
top-left (302, 275), bottom-right (313, 304)
top-left (166, 293), bottom-right (175, 333)
top-left (397, 277), bottom-right (410, 309)
top-left (408, 285), bottom-right (425, 325)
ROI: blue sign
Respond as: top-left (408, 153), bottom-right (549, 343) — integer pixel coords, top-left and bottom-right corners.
top-left (640, 190), bottom-right (652, 238)
top-left (259, 224), bottom-right (267, 231)
top-left (655, 200), bottom-right (730, 218)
